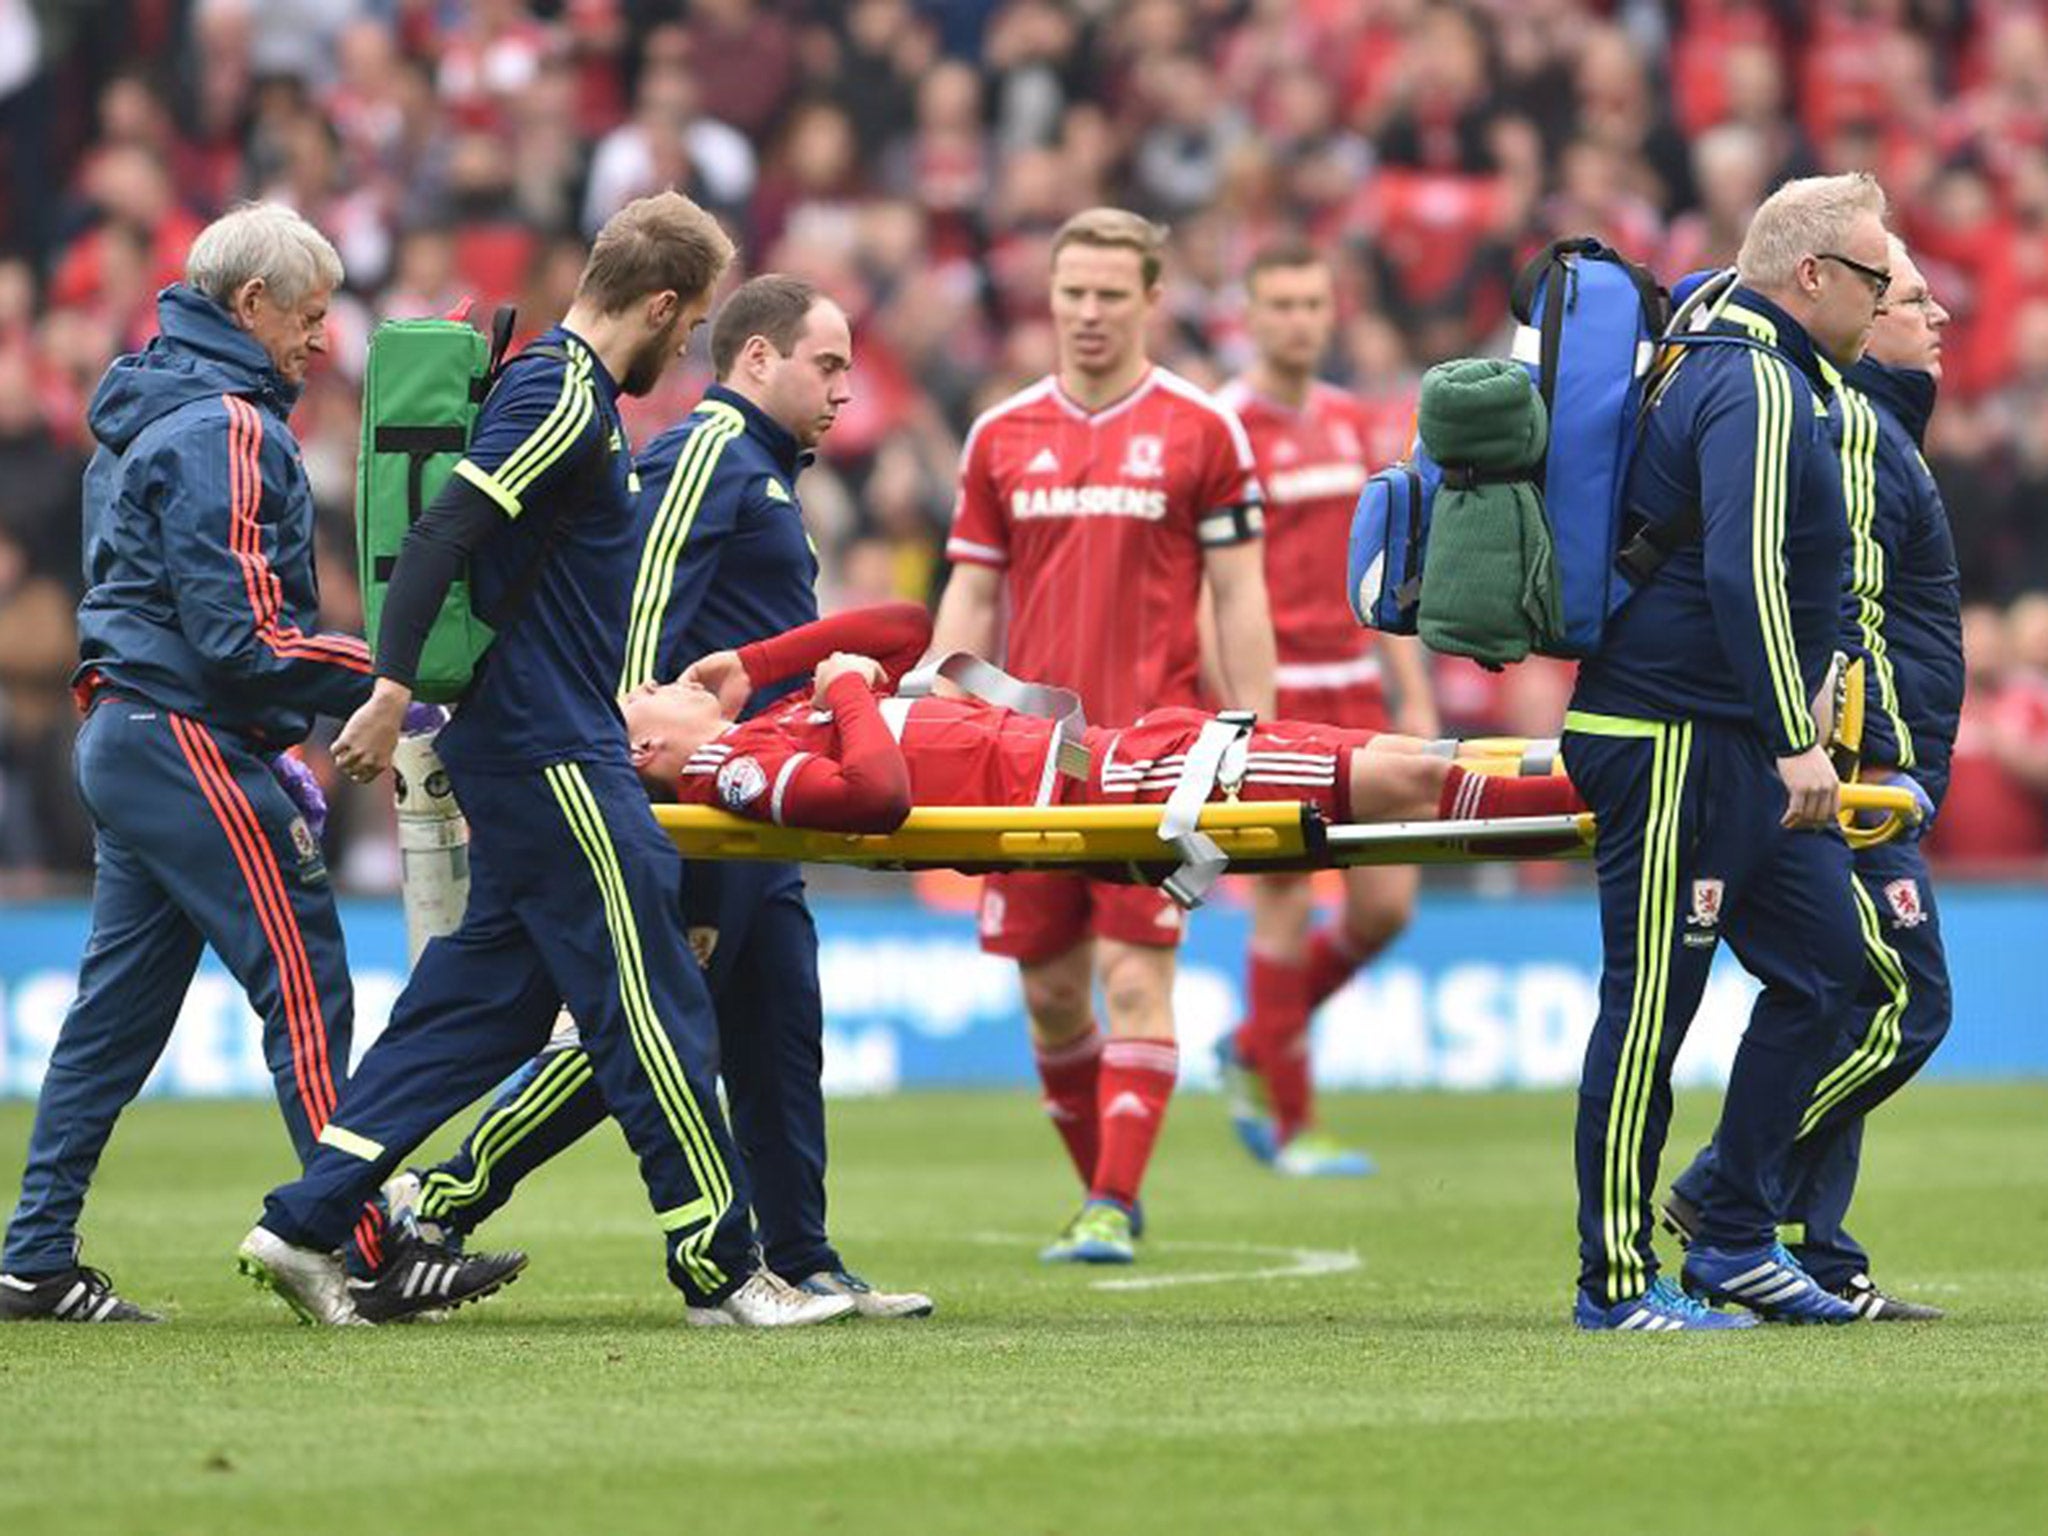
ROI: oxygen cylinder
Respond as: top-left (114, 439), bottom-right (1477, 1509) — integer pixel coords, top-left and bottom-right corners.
top-left (393, 730), bottom-right (470, 963)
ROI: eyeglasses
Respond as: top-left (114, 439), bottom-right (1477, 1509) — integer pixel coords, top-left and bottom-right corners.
top-left (1816, 251), bottom-right (1893, 301)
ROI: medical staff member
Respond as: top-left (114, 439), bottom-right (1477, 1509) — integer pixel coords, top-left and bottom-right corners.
top-left (396, 275), bottom-right (933, 1319)
top-left (2, 205), bottom-right (370, 1324)
top-left (1666, 235), bottom-right (1960, 1321)
top-left (1563, 173), bottom-right (1898, 1330)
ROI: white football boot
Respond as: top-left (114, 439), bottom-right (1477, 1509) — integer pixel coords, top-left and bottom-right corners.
top-left (797, 1269), bottom-right (935, 1319)
top-left (684, 1269), bottom-right (856, 1328)
top-left (237, 1226), bottom-right (365, 1326)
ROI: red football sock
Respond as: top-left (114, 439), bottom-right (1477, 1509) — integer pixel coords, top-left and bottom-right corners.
top-left (1091, 1037), bottom-right (1179, 1208)
top-left (1438, 766), bottom-right (1587, 855)
top-left (1236, 947), bottom-right (1309, 1063)
top-left (1437, 764), bottom-right (1586, 821)
top-left (1240, 948), bottom-right (1315, 1144)
top-left (1302, 924), bottom-right (1373, 1012)
top-left (1034, 1026), bottom-right (1104, 1188)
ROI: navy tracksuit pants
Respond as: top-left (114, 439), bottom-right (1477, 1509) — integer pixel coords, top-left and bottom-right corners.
top-left (411, 860), bottom-right (841, 1281)
top-left (4, 699), bottom-right (352, 1275)
top-left (1562, 712), bottom-right (1887, 1306)
top-left (1673, 835), bottom-right (1947, 1287)
top-left (259, 756), bottom-right (751, 1304)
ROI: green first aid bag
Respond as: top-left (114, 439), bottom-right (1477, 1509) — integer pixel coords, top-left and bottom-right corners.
top-left (355, 311), bottom-right (512, 703)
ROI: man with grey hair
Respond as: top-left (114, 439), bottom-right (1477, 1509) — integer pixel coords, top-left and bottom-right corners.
top-left (1561, 172), bottom-right (1895, 1329)
top-left (1665, 234), bottom-right (1960, 1320)
top-left (0, 203), bottom-right (372, 1322)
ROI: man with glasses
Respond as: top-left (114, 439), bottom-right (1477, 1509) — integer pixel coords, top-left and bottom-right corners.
top-left (1664, 236), bottom-right (1960, 1320)
top-left (1562, 173), bottom-right (1898, 1329)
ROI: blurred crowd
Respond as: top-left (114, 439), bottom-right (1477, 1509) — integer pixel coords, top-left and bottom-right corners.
top-left (4, 0), bottom-right (2048, 891)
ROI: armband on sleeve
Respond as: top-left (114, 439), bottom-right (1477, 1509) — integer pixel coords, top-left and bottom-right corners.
top-left (1197, 503), bottom-right (1265, 547)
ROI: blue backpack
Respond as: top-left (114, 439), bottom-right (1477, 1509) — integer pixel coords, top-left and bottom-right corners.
top-left (1347, 239), bottom-right (1732, 658)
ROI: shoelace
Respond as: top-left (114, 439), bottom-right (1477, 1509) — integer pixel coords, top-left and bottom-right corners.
top-left (1645, 1276), bottom-right (1717, 1322)
top-left (1768, 1242), bottom-right (1822, 1296)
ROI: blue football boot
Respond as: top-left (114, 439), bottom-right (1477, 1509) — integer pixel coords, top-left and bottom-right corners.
top-left (1214, 1032), bottom-right (1279, 1165)
top-left (1681, 1242), bottom-right (1860, 1324)
top-left (1573, 1276), bottom-right (1759, 1331)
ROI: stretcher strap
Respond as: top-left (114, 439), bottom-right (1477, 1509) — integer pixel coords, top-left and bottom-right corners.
top-left (1157, 712), bottom-right (1256, 907)
top-left (896, 652), bottom-right (1091, 780)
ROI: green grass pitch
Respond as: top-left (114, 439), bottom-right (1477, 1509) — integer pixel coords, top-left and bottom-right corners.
top-left (3, 1083), bottom-right (2045, 1536)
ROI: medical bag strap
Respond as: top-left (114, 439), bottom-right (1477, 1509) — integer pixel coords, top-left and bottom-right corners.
top-left (474, 342), bottom-right (588, 635)
top-left (1612, 331), bottom-right (1790, 588)
top-left (1155, 711), bottom-right (1258, 909)
top-left (895, 652), bottom-right (1092, 781)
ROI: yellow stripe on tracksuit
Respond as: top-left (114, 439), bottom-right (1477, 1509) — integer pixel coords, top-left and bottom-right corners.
top-left (1798, 879), bottom-right (1911, 1140)
top-left (457, 347), bottom-right (597, 518)
top-left (1565, 710), bottom-right (1693, 1303)
top-left (1837, 385), bottom-right (1916, 766)
top-left (416, 1047), bottom-right (597, 1221)
top-left (619, 402), bottom-right (747, 692)
top-left (1747, 350), bottom-right (1814, 754)
top-left (542, 762), bottom-right (732, 1291)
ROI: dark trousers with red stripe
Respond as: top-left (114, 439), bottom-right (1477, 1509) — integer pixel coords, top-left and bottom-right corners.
top-left (3, 699), bottom-right (351, 1275)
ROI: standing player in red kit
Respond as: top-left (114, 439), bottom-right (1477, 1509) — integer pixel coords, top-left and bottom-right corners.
top-left (930, 208), bottom-right (1277, 1263)
top-left (1213, 245), bottom-right (1438, 1178)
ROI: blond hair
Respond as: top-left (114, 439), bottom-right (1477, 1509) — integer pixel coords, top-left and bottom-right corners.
top-left (1736, 173), bottom-right (1889, 290)
top-left (1051, 207), bottom-right (1169, 288)
top-left (578, 191), bottom-right (735, 315)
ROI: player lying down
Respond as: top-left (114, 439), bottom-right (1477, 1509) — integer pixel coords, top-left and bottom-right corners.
top-left (624, 602), bottom-right (1584, 833)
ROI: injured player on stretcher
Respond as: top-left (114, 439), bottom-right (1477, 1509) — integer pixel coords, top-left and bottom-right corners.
top-left (621, 602), bottom-right (1584, 835)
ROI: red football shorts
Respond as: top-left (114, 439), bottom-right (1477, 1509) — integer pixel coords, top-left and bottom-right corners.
top-left (976, 871), bottom-right (1186, 963)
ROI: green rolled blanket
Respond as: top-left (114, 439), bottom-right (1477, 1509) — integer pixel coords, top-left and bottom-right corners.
top-left (1415, 358), bottom-right (1563, 668)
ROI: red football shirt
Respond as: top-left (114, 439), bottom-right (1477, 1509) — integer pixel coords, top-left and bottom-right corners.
top-left (1218, 379), bottom-right (1390, 669)
top-left (946, 367), bottom-right (1264, 727)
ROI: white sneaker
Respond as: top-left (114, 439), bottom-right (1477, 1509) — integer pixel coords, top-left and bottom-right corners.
top-left (237, 1226), bottom-right (365, 1326)
top-left (798, 1268), bottom-right (935, 1319)
top-left (684, 1269), bottom-right (856, 1328)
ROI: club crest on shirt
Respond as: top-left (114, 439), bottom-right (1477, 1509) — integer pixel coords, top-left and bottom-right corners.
top-left (1884, 877), bottom-right (1928, 928)
top-left (716, 756), bottom-right (768, 810)
top-left (1120, 433), bottom-right (1165, 479)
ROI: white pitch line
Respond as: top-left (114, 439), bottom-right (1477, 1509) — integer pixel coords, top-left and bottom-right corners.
top-left (969, 1232), bottom-right (1362, 1292)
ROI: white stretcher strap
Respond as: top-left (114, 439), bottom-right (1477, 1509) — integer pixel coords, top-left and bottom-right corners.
top-left (1156, 712), bottom-right (1257, 908)
top-left (896, 652), bottom-right (1091, 780)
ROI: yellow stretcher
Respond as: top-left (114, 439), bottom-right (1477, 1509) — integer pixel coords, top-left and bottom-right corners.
top-left (655, 781), bottom-right (1920, 881)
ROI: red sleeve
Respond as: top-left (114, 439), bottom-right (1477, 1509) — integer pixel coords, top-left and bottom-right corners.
top-left (769, 674), bottom-right (912, 832)
top-left (1193, 405), bottom-right (1266, 549)
top-left (945, 415), bottom-right (1010, 568)
top-left (735, 602), bottom-right (934, 693)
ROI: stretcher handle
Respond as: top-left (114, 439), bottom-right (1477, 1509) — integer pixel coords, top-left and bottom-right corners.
top-left (1837, 782), bottom-right (1921, 851)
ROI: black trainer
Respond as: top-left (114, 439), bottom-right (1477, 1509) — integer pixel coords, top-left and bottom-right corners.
top-left (1837, 1272), bottom-right (1945, 1321)
top-left (346, 1234), bottom-right (527, 1324)
top-left (0, 1265), bottom-right (161, 1323)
